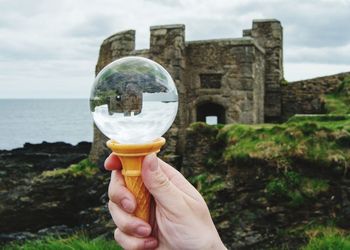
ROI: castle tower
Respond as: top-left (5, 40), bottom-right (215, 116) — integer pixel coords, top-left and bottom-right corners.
top-left (89, 30), bottom-right (136, 165)
top-left (247, 19), bottom-right (283, 122)
top-left (148, 24), bottom-right (187, 154)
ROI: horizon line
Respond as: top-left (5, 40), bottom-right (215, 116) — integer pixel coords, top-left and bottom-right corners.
top-left (0, 97), bottom-right (89, 100)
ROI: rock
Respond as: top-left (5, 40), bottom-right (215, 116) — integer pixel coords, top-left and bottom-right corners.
top-left (37, 225), bottom-right (74, 236)
top-left (0, 141), bottom-right (91, 171)
top-left (181, 122), bottom-right (349, 249)
top-left (2, 122), bottom-right (350, 249)
top-left (0, 141), bottom-right (113, 245)
top-left (0, 231), bottom-right (36, 244)
top-left (0, 225), bottom-right (75, 245)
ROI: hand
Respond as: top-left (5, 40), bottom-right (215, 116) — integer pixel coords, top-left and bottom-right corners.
top-left (105, 153), bottom-right (226, 250)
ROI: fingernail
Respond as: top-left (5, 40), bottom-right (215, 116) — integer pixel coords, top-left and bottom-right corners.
top-left (121, 198), bottom-right (134, 212)
top-left (149, 155), bottom-right (158, 172)
top-left (144, 239), bottom-right (157, 248)
top-left (136, 226), bottom-right (150, 237)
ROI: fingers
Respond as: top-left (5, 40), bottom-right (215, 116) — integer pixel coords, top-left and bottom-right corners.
top-left (108, 171), bottom-right (136, 213)
top-left (108, 200), bottom-right (151, 238)
top-left (105, 154), bottom-right (157, 249)
top-left (157, 158), bottom-right (204, 202)
top-left (114, 228), bottom-right (158, 250)
top-left (105, 154), bottom-right (122, 171)
top-left (141, 154), bottom-right (187, 214)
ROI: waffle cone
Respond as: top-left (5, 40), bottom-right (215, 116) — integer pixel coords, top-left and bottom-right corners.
top-left (124, 175), bottom-right (151, 221)
top-left (107, 138), bottom-right (165, 222)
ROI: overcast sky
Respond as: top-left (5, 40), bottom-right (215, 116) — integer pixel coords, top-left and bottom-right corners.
top-left (0, 0), bottom-right (349, 98)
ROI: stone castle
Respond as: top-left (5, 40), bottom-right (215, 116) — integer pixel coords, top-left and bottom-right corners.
top-left (89, 19), bottom-right (349, 164)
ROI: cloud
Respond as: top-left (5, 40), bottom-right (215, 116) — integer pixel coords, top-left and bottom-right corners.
top-left (236, 0), bottom-right (350, 46)
top-left (65, 15), bottom-right (116, 38)
top-left (0, 0), bottom-right (349, 98)
top-left (286, 43), bottom-right (350, 64)
top-left (285, 62), bottom-right (350, 81)
top-left (0, 59), bottom-right (95, 98)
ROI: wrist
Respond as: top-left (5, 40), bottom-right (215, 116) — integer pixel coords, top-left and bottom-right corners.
top-left (204, 236), bottom-right (226, 250)
top-left (212, 240), bottom-right (227, 250)
top-left (217, 241), bottom-right (227, 250)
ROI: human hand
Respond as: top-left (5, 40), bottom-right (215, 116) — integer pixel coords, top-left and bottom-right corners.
top-left (105, 153), bottom-right (226, 250)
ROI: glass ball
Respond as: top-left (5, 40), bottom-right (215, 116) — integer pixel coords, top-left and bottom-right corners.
top-left (90, 56), bottom-right (178, 144)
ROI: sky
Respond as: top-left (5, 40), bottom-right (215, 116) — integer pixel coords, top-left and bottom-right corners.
top-left (0, 0), bottom-right (349, 98)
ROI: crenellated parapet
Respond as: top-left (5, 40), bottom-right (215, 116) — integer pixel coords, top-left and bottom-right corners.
top-left (95, 30), bottom-right (136, 74)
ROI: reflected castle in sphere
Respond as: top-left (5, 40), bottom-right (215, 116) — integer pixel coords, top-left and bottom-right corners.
top-left (90, 57), bottom-right (178, 144)
top-left (108, 81), bottom-right (143, 116)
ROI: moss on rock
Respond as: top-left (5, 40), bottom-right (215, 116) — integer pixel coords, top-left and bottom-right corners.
top-left (39, 159), bottom-right (98, 179)
top-left (183, 115), bottom-right (350, 249)
top-left (266, 171), bottom-right (329, 207)
top-left (216, 115), bottom-right (350, 172)
top-left (302, 226), bottom-right (350, 250)
top-left (324, 76), bottom-right (350, 115)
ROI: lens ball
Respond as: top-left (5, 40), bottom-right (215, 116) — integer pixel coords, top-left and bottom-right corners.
top-left (90, 56), bottom-right (178, 144)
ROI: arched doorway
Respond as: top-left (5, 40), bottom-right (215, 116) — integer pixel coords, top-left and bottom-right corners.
top-left (196, 102), bottom-right (225, 125)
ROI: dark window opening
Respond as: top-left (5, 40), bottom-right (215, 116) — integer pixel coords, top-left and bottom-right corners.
top-left (197, 103), bottom-right (225, 124)
top-left (199, 74), bottom-right (222, 88)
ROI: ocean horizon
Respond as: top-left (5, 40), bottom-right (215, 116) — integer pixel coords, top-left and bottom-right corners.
top-left (0, 99), bottom-right (93, 150)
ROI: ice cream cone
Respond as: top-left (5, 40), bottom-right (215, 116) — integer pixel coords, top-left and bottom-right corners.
top-left (106, 137), bottom-right (166, 222)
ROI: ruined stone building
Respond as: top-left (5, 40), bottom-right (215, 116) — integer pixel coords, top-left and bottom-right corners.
top-left (90, 19), bottom-right (283, 163)
top-left (89, 19), bottom-right (348, 164)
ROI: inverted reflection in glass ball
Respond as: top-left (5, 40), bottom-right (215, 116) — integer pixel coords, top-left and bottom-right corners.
top-left (90, 56), bottom-right (178, 144)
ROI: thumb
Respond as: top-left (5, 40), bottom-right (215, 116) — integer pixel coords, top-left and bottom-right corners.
top-left (142, 154), bottom-right (185, 211)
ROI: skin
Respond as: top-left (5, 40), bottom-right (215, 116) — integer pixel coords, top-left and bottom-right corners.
top-left (105, 153), bottom-right (227, 250)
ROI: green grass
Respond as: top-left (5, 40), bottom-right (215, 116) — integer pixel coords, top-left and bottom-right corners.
top-left (2, 235), bottom-right (122, 250)
top-left (324, 95), bottom-right (349, 114)
top-left (281, 78), bottom-right (289, 86)
top-left (215, 115), bottom-right (350, 170)
top-left (39, 159), bottom-right (98, 179)
top-left (266, 171), bottom-right (329, 207)
top-left (324, 76), bottom-right (350, 115)
top-left (302, 226), bottom-right (350, 250)
top-left (189, 173), bottom-right (227, 203)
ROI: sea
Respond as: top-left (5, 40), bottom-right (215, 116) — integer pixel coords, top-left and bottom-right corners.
top-left (0, 99), bottom-right (93, 150)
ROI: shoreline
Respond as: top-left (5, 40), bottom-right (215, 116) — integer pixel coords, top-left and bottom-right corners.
top-left (0, 140), bottom-right (107, 245)
top-left (0, 141), bottom-right (92, 172)
top-left (0, 140), bottom-right (92, 152)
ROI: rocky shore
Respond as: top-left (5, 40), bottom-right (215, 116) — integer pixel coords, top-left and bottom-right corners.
top-left (0, 141), bottom-right (113, 244)
top-left (1, 116), bottom-right (350, 250)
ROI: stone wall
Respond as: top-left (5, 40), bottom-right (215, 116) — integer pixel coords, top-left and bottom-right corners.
top-left (185, 38), bottom-right (265, 124)
top-left (281, 72), bottom-right (350, 120)
top-left (95, 30), bottom-right (136, 74)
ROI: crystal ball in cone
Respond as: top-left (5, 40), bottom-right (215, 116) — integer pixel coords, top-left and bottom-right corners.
top-left (90, 56), bottom-right (178, 144)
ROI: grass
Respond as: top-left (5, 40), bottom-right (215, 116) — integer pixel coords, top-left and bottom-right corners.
top-left (266, 171), bottom-right (329, 207)
top-left (302, 226), bottom-right (350, 250)
top-left (2, 234), bottom-right (122, 250)
top-left (215, 115), bottom-right (350, 171)
top-left (189, 173), bottom-right (227, 203)
top-left (39, 159), bottom-right (98, 179)
top-left (324, 76), bottom-right (350, 115)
